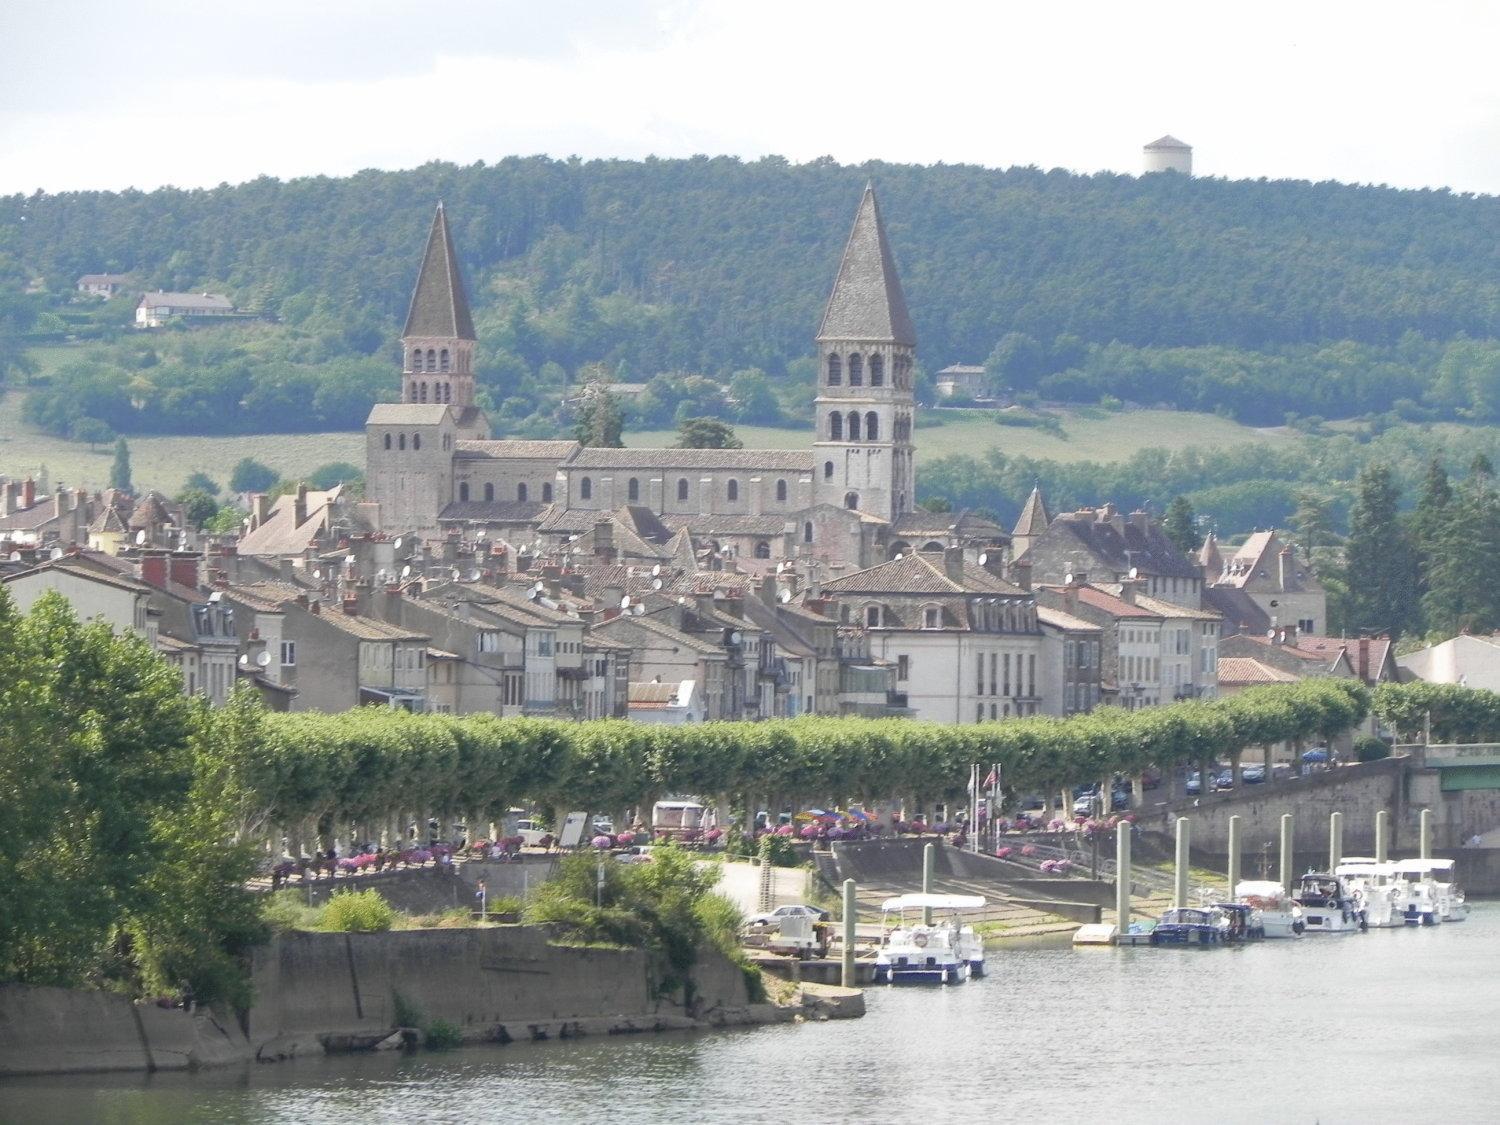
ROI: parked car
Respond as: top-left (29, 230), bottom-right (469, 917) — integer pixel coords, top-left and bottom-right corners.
top-left (1240, 765), bottom-right (1266, 784)
top-left (513, 819), bottom-right (550, 847)
top-left (1213, 770), bottom-right (1235, 791)
top-left (1110, 783), bottom-right (1132, 810)
top-left (1185, 772), bottom-right (1201, 796)
top-left (746, 904), bottom-right (832, 928)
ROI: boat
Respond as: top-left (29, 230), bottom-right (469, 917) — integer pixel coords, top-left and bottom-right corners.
top-left (1292, 872), bottom-right (1366, 933)
top-left (1334, 859), bottom-right (1403, 928)
top-left (1393, 858), bottom-right (1467, 924)
top-left (1234, 879), bottom-right (1304, 937)
top-left (1150, 906), bottom-right (1230, 946)
top-left (1427, 858), bottom-right (1469, 921)
top-left (1214, 902), bottom-right (1261, 942)
top-left (872, 894), bottom-right (986, 983)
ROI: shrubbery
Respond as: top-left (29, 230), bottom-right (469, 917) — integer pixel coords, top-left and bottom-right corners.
top-left (317, 889), bottom-right (397, 933)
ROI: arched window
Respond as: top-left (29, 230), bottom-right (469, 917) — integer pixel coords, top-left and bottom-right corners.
top-left (517, 483), bottom-right (528, 502)
top-left (398, 434), bottom-right (406, 450)
top-left (383, 433), bottom-right (392, 450)
top-left (439, 349), bottom-right (450, 373)
top-left (442, 383), bottom-right (451, 403)
top-left (803, 521), bottom-right (814, 543)
top-left (865, 412), bottom-right (879, 441)
top-left (870, 354), bottom-right (884, 386)
top-left (628, 477), bottom-right (640, 501)
top-left (412, 433), bottom-right (421, 450)
top-left (419, 382), bottom-right (428, 402)
top-left (866, 604), bottom-right (881, 627)
top-left (829, 412), bottom-right (843, 441)
top-left (754, 541), bottom-right (771, 558)
top-left (426, 348), bottom-right (436, 371)
top-left (483, 482), bottom-right (494, 502)
top-left (776, 479), bottom-right (788, 502)
top-left (824, 461), bottom-right (834, 479)
top-left (458, 482), bottom-right (469, 501)
top-left (580, 477), bottom-right (592, 501)
top-left (409, 350), bottom-right (420, 372)
top-left (922, 540), bottom-right (944, 551)
top-left (844, 491), bottom-right (859, 510)
top-left (848, 353), bottom-right (863, 386)
top-left (827, 354), bottom-right (842, 385)
top-left (727, 479), bottom-right (739, 502)
top-left (677, 478), bottom-right (689, 502)
top-left (848, 412), bottom-right (861, 441)
top-left (542, 482), bottom-right (553, 502)
top-left (409, 381), bottom-right (417, 401)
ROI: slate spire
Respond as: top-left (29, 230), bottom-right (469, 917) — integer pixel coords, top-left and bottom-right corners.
top-left (402, 203), bottom-right (476, 340)
top-left (816, 185), bottom-right (916, 346)
top-left (1013, 485), bottom-right (1051, 538)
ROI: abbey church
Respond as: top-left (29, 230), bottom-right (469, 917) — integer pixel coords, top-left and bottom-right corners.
top-left (364, 189), bottom-right (1005, 569)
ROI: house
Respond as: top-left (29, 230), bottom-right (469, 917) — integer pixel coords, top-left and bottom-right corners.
top-left (1398, 634), bottom-right (1500, 691)
top-left (1037, 605), bottom-right (1104, 716)
top-left (77, 273), bottom-right (134, 298)
top-left (933, 364), bottom-right (988, 400)
top-left (627, 679), bottom-right (701, 723)
top-left (1202, 529), bottom-right (1326, 636)
top-left (1018, 500), bottom-right (1204, 608)
top-left (135, 290), bottom-right (236, 327)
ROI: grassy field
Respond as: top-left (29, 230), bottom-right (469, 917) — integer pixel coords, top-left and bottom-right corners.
top-left (629, 407), bottom-right (1295, 462)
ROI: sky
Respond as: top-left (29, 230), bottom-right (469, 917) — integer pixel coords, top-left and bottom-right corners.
top-left (5, 0), bottom-right (1500, 197)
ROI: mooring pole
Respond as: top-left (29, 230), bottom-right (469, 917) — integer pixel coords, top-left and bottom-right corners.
top-left (1329, 811), bottom-right (1343, 872)
top-left (841, 878), bottom-right (857, 988)
top-left (1226, 815), bottom-right (1242, 901)
top-left (1174, 817), bottom-right (1190, 909)
top-left (922, 843), bottom-right (935, 925)
top-left (1420, 808), bottom-right (1432, 860)
top-left (1115, 820), bottom-right (1132, 939)
top-left (1279, 813), bottom-right (1294, 894)
top-left (1375, 809), bottom-right (1389, 863)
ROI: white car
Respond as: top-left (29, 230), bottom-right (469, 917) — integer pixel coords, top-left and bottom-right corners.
top-left (746, 904), bottom-right (831, 928)
top-left (513, 819), bottom-right (550, 847)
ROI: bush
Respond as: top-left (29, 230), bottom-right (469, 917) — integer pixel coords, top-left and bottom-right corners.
top-left (261, 889), bottom-right (320, 932)
top-left (1354, 736), bottom-right (1391, 762)
top-left (758, 832), bottom-right (800, 868)
top-left (319, 888), bottom-right (396, 932)
top-left (424, 1019), bottom-right (463, 1049)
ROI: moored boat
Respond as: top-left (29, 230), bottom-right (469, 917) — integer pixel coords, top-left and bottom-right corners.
top-left (873, 894), bottom-right (986, 984)
top-left (1393, 858), bottom-right (1467, 924)
top-left (1293, 872), bottom-right (1366, 933)
top-left (1335, 859), bottom-right (1403, 928)
top-left (1150, 906), bottom-right (1229, 946)
top-left (1234, 879), bottom-right (1304, 938)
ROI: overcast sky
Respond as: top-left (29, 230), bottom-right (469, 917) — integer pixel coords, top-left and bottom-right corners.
top-left (5, 0), bottom-right (1500, 197)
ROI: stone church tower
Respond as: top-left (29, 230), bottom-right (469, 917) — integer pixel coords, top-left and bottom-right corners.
top-left (365, 204), bottom-right (489, 532)
top-left (812, 185), bottom-right (917, 523)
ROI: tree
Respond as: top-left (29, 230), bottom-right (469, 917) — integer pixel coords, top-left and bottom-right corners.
top-left (573, 382), bottom-right (624, 448)
top-left (109, 437), bottom-right (133, 493)
top-left (307, 462), bottom-right (363, 490)
top-left (205, 506), bottom-right (248, 535)
top-left (229, 457), bottom-right (277, 494)
top-left (1290, 490), bottom-right (1334, 556)
top-left (184, 471), bottom-right (220, 496)
top-left (676, 417), bottom-right (742, 450)
top-left (1162, 496), bottom-right (1198, 554)
top-left (985, 331), bottom-right (1045, 393)
top-left (176, 488), bottom-right (219, 529)
top-left (728, 368), bottom-right (782, 424)
top-left (69, 416), bottom-right (115, 450)
top-left (1343, 464), bottom-right (1419, 639)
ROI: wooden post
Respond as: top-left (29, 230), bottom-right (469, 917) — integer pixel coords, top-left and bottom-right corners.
top-left (1174, 817), bottom-right (1190, 909)
top-left (1279, 813), bottom-right (1294, 893)
top-left (841, 879), bottom-right (857, 988)
top-left (1227, 815), bottom-right (1242, 900)
top-left (1115, 821), bottom-right (1132, 940)
top-left (1375, 809), bottom-right (1389, 863)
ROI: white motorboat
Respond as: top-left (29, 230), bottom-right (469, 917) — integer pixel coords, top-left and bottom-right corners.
top-left (1292, 872), bottom-right (1366, 933)
top-left (873, 893), bottom-right (986, 984)
top-left (1334, 859), bottom-right (1404, 928)
top-left (1234, 879), bottom-right (1304, 937)
top-left (1394, 858), bottom-right (1467, 924)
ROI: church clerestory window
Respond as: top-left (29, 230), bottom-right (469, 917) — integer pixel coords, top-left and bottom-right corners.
top-left (413, 434), bottom-right (421, 450)
top-left (440, 349), bottom-right (450, 373)
top-left (824, 461), bottom-right (834, 479)
top-left (426, 348), bottom-right (436, 371)
top-left (845, 492), bottom-right (859, 510)
top-left (727, 479), bottom-right (739, 502)
top-left (398, 434), bottom-right (406, 450)
top-left (865, 412), bottom-right (879, 441)
top-left (754, 541), bottom-right (771, 558)
top-left (419, 383), bottom-right (428, 402)
top-left (628, 477), bottom-right (640, 501)
top-left (384, 433), bottom-right (392, 450)
top-left (829, 412), bottom-right (843, 441)
top-left (518, 483), bottom-right (528, 502)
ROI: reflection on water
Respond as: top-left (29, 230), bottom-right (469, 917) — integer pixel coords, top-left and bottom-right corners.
top-left (5, 905), bottom-right (1498, 1124)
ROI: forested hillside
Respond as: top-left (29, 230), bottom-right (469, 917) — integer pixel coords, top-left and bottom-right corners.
top-left (5, 155), bottom-right (1500, 438)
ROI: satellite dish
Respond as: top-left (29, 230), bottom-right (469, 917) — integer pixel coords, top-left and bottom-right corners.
top-left (1128, 566), bottom-right (1139, 579)
top-left (775, 562), bottom-right (784, 573)
top-left (894, 552), bottom-right (903, 560)
top-left (135, 530), bottom-right (146, 545)
top-left (652, 578), bottom-right (663, 590)
top-left (1064, 572), bottom-right (1075, 585)
top-left (978, 551), bottom-right (988, 566)
top-left (376, 569), bottom-right (387, 582)
top-left (633, 603), bottom-right (645, 616)
top-left (393, 537), bottom-right (403, 550)
top-left (620, 595), bottom-right (631, 609)
top-left (571, 546), bottom-right (582, 555)
top-left (476, 530), bottom-right (486, 540)
top-left (469, 569), bottom-right (481, 582)
top-left (527, 589), bottom-right (538, 601)
top-left (401, 565), bottom-right (411, 579)
top-left (452, 568), bottom-right (461, 581)
top-left (652, 564), bottom-right (661, 577)
top-left (238, 654), bottom-right (249, 667)
top-left (567, 608), bottom-right (579, 619)
top-left (256, 651), bottom-right (272, 668)
top-left (1267, 628), bottom-right (1277, 640)
top-left (729, 630), bottom-right (742, 645)
top-left (533, 581), bottom-right (544, 592)
top-left (208, 590), bottom-right (223, 603)
top-left (677, 596), bottom-right (687, 605)
top-left (312, 569), bottom-right (322, 579)
top-left (778, 589), bottom-right (792, 604)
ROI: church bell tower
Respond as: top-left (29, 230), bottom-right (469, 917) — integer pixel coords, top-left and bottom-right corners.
top-left (400, 202), bottom-right (477, 409)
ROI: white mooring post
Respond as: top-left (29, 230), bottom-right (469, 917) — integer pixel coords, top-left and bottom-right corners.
top-left (1226, 815), bottom-right (1242, 901)
top-left (1279, 813), bottom-right (1294, 894)
top-left (1115, 820), bottom-right (1132, 940)
top-left (841, 878), bottom-right (857, 988)
top-left (922, 843), bottom-right (935, 926)
top-left (1420, 808), bottom-right (1432, 860)
top-left (1329, 811), bottom-right (1343, 872)
top-left (1174, 817), bottom-right (1190, 909)
top-left (1375, 809), bottom-right (1389, 863)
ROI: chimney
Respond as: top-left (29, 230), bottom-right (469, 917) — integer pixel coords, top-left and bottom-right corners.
top-left (1358, 637), bottom-right (1371, 682)
top-left (140, 550), bottom-right (168, 589)
top-left (1278, 546), bottom-right (1292, 591)
top-left (0, 483), bottom-right (12, 517)
top-left (22, 476), bottom-right (35, 509)
top-left (251, 494), bottom-right (271, 528)
top-left (168, 552), bottom-right (200, 590)
top-left (1064, 583), bottom-right (1078, 614)
top-left (722, 593), bottom-right (744, 619)
top-left (279, 557), bottom-right (298, 583)
top-left (759, 575), bottom-right (779, 606)
top-left (516, 550), bottom-right (533, 574)
top-left (1119, 579), bottom-right (1140, 605)
top-left (377, 581), bottom-right (402, 620)
top-left (293, 484), bottom-right (308, 528)
top-left (309, 599), bottom-right (320, 615)
top-left (343, 593), bottom-right (360, 615)
top-left (1129, 509), bottom-right (1150, 532)
top-left (593, 518), bottom-right (616, 562)
top-left (943, 545), bottom-right (966, 584)
top-left (1012, 558), bottom-right (1032, 592)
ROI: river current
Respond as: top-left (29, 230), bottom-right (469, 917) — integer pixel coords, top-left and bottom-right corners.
top-left (4, 904), bottom-right (1497, 1124)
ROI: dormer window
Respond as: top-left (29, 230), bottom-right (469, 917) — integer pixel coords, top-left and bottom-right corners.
top-left (923, 605), bottom-right (941, 629)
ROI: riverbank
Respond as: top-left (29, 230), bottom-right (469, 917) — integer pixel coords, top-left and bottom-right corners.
top-left (0, 925), bottom-right (861, 1078)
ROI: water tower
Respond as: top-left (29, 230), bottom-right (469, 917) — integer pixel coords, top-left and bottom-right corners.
top-left (1143, 135), bottom-right (1192, 175)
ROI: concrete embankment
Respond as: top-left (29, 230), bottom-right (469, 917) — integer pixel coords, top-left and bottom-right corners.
top-left (0, 924), bottom-right (860, 1078)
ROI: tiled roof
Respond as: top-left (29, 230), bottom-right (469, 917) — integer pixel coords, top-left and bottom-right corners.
top-left (138, 291), bottom-right (233, 311)
top-left (1040, 584), bottom-right (1161, 619)
top-left (597, 611), bottom-right (725, 656)
top-left (367, 403), bottom-right (453, 425)
top-left (1046, 510), bottom-right (1200, 579)
top-left (1037, 606), bottom-right (1102, 632)
top-left (816, 185), bottom-right (916, 346)
top-left (936, 364), bottom-right (985, 375)
top-left (237, 487), bottom-right (341, 557)
top-left (3, 556), bottom-right (151, 595)
top-left (1295, 633), bottom-right (1391, 683)
top-left (438, 501), bottom-right (548, 523)
top-left (628, 681), bottom-right (682, 705)
top-left (1130, 592), bottom-right (1221, 621)
top-left (317, 610), bottom-right (428, 641)
top-left (454, 439), bottom-right (579, 459)
top-left (1217, 657), bottom-right (1298, 685)
top-left (660, 512), bottom-right (792, 537)
top-left (822, 553), bottom-right (1026, 597)
top-left (402, 204), bottom-right (476, 340)
top-left (565, 447), bottom-right (815, 471)
top-left (1202, 586), bottom-right (1269, 634)
top-left (0, 495), bottom-right (61, 531)
top-left (1013, 486), bottom-right (1051, 537)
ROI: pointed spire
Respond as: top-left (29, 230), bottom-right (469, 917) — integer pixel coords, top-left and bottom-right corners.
top-left (667, 528), bottom-right (697, 573)
top-left (1013, 485), bottom-right (1051, 537)
top-left (1198, 530), bottom-right (1223, 575)
top-left (402, 203), bottom-right (476, 340)
top-left (816, 185), bottom-right (915, 346)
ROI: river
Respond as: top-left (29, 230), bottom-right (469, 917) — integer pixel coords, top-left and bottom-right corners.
top-left (4, 904), bottom-right (1497, 1124)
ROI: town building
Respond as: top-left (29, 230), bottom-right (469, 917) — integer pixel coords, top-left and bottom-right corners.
top-left (76, 273), bottom-right (134, 298)
top-left (1143, 134), bottom-right (1193, 175)
top-left (1200, 529), bottom-right (1326, 637)
top-left (932, 364), bottom-right (988, 400)
top-left (1398, 634), bottom-right (1500, 691)
top-left (135, 290), bottom-right (236, 327)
